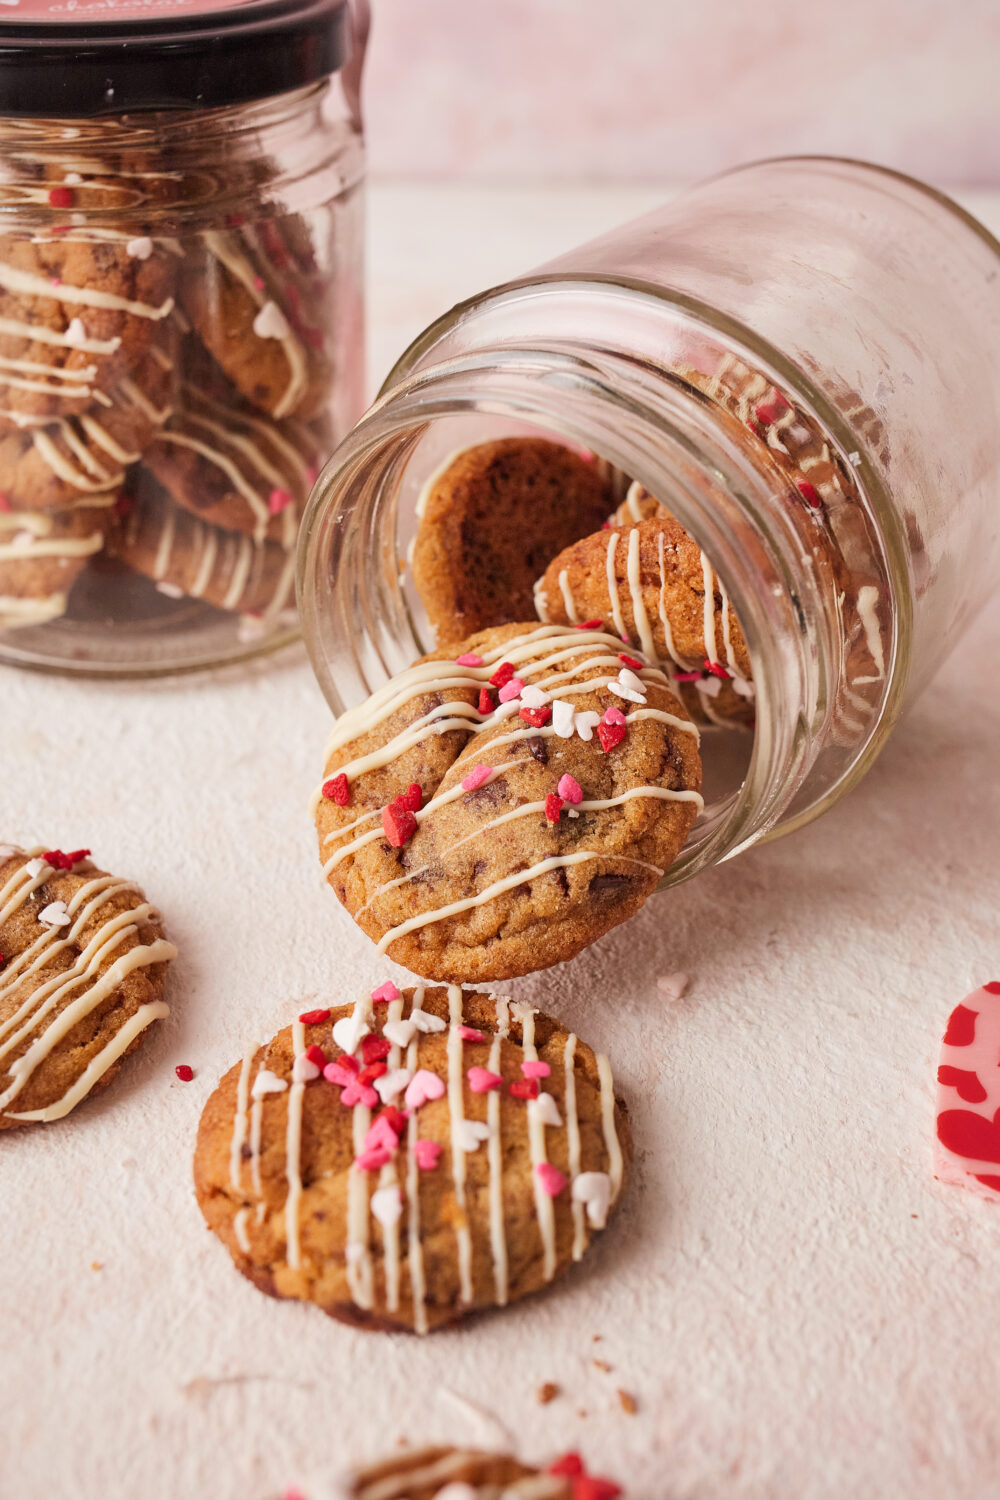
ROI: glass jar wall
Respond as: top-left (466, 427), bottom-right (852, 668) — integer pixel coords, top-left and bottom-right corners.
top-left (300, 158), bottom-right (1000, 884)
top-left (0, 0), bottom-right (365, 675)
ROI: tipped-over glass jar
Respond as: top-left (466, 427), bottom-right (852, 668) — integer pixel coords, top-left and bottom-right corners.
top-left (299, 157), bottom-right (1000, 885)
top-left (0, 0), bottom-right (366, 675)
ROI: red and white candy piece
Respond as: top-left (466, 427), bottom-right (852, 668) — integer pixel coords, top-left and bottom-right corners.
top-left (935, 981), bottom-right (1000, 1198)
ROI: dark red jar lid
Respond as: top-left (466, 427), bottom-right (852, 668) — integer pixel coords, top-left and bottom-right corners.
top-left (0, 0), bottom-right (350, 115)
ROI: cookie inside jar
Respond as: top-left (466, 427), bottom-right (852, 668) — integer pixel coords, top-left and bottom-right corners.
top-left (0, 0), bottom-right (364, 675)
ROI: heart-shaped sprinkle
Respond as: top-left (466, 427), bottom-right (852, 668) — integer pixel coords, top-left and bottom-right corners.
top-left (489, 661), bottom-right (515, 688)
top-left (252, 300), bottom-right (291, 340)
top-left (509, 1078), bottom-right (539, 1100)
top-left (126, 236), bottom-right (153, 260)
top-left (332, 1011), bottom-right (370, 1056)
top-left (544, 793), bottom-right (563, 824)
top-left (571, 1170), bottom-right (612, 1227)
top-left (370, 980), bottom-right (400, 1004)
top-left (374, 1067), bottom-right (412, 1103)
top-left (457, 1025), bottom-right (485, 1042)
top-left (370, 1185), bottom-right (403, 1227)
top-left (551, 700), bottom-right (575, 738)
top-left (304, 1044), bottom-right (326, 1068)
top-left (299, 1007), bottom-right (331, 1025)
top-left (383, 1017), bottom-right (418, 1050)
top-left (607, 678), bottom-right (645, 704)
top-left (354, 1146), bottom-right (391, 1172)
top-left (461, 764), bottom-right (492, 792)
top-left (467, 1066), bottom-right (503, 1094)
top-left (25, 858), bottom-right (46, 878)
top-left (432, 1485), bottom-right (478, 1500)
top-left (268, 487), bottom-right (294, 515)
top-left (455, 652), bottom-right (483, 667)
top-left (251, 1069), bottom-right (288, 1099)
top-left (574, 710), bottom-right (601, 741)
top-left (292, 1053), bottom-right (320, 1084)
top-left (497, 676), bottom-right (524, 703)
top-left (410, 1008), bottom-right (447, 1034)
top-left (520, 684), bottom-right (547, 709)
top-left (597, 720), bottom-right (627, 753)
top-left (361, 1034), bottom-right (392, 1067)
top-left (382, 800), bottom-right (417, 846)
top-left (37, 901), bottom-right (70, 928)
top-left (413, 1139), bottom-right (442, 1171)
top-left (404, 1069), bottom-right (445, 1110)
top-left (323, 1056), bottom-right (359, 1088)
top-left (603, 705), bottom-right (626, 726)
top-left (522, 1058), bottom-right (551, 1079)
top-left (535, 1161), bottom-right (568, 1198)
top-left (455, 1119), bottom-right (490, 1152)
top-left (732, 675), bottom-right (755, 700)
top-left (364, 1113), bottom-right (404, 1154)
top-left (557, 774), bottom-right (583, 805)
top-left (341, 1078), bottom-right (379, 1109)
top-left (63, 318), bottom-right (88, 347)
top-left (529, 1092), bottom-right (563, 1128)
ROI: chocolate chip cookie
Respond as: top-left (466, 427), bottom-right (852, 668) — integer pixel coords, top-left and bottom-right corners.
top-left (343, 1446), bottom-right (620, 1497)
top-left (0, 845), bottom-right (176, 1127)
top-left (0, 494), bottom-right (116, 629)
top-left (314, 622), bottom-right (702, 982)
top-left (194, 986), bottom-right (630, 1333)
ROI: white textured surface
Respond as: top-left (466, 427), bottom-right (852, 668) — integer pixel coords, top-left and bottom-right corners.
top-left (3, 184), bottom-right (1000, 1500)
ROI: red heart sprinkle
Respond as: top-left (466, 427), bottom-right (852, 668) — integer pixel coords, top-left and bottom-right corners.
top-left (358, 1061), bottom-right (388, 1085)
top-left (361, 1034), bottom-right (392, 1066)
top-left (796, 478), bottom-right (821, 507)
top-left (379, 1105), bottom-right (409, 1137)
top-left (174, 1064), bottom-right (194, 1082)
top-left (322, 773), bottom-right (350, 806)
top-left (48, 186), bottom-right (74, 208)
top-left (618, 653), bottom-right (643, 669)
top-left (575, 619), bottom-right (604, 630)
top-left (43, 848), bottom-right (90, 870)
top-left (549, 1454), bottom-right (585, 1477)
top-left (398, 783), bottom-right (423, 813)
top-left (597, 721), bottom-right (627, 753)
top-left (490, 661), bottom-right (516, 688)
top-left (703, 659), bottom-right (732, 680)
top-left (573, 1479), bottom-right (622, 1500)
top-left (519, 706), bottom-right (552, 727)
top-left (382, 801), bottom-right (417, 847)
top-left (477, 687), bottom-right (494, 715)
top-left (509, 1078), bottom-right (539, 1100)
top-left (544, 793), bottom-right (564, 824)
top-left (0, 493), bottom-right (11, 513)
top-left (299, 1008), bottom-right (331, 1025)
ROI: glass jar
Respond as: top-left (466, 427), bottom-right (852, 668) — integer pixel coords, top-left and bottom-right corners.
top-left (299, 157), bottom-right (1000, 885)
top-left (0, 0), bottom-right (366, 675)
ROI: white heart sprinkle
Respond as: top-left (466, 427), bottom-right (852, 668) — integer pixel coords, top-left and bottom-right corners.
top-left (125, 236), bottom-right (153, 260)
top-left (618, 668), bottom-right (647, 696)
top-left (26, 857), bottom-right (46, 877)
top-left (63, 317), bottom-right (87, 347)
top-left (731, 675), bottom-right (755, 700)
top-left (37, 900), bottom-right (69, 928)
top-left (528, 1092), bottom-right (563, 1129)
top-left (63, 172), bottom-right (83, 186)
top-left (567, 808), bottom-right (580, 819)
top-left (410, 1007), bottom-right (446, 1034)
top-left (252, 300), bottom-right (291, 340)
top-left (251, 1068), bottom-right (288, 1098)
top-left (155, 581), bottom-right (185, 599)
top-left (455, 1119), bottom-right (490, 1152)
top-left (694, 674), bottom-right (722, 699)
top-left (551, 700), bottom-right (575, 738)
top-left (370, 1185), bottom-right (403, 1228)
top-left (572, 1170), bottom-right (612, 1228)
top-left (10, 531), bottom-right (34, 551)
top-left (574, 710), bottom-right (601, 741)
top-left (383, 1017), bottom-right (418, 1050)
top-left (374, 1066), bottom-right (412, 1103)
top-left (848, 450), bottom-right (862, 467)
top-left (607, 681), bottom-right (645, 703)
top-left (332, 1008), bottom-right (370, 1056)
top-left (292, 1053), bottom-right (320, 1083)
top-left (434, 1485), bottom-right (479, 1500)
top-left (519, 684), bottom-right (547, 709)
top-left (657, 971), bottom-right (689, 999)
top-left (0, 846), bottom-right (17, 861)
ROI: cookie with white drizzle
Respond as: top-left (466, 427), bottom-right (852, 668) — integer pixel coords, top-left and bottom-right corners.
top-left (411, 438), bottom-right (617, 646)
top-left (314, 622), bottom-right (703, 982)
top-left (0, 845), bottom-right (176, 1128)
top-left (0, 234), bottom-right (176, 431)
top-left (342, 1445), bottom-right (621, 1498)
top-left (179, 220), bottom-right (331, 421)
top-left (536, 484), bottom-right (754, 728)
top-left (0, 492), bottom-right (118, 630)
top-left (111, 471), bottom-right (298, 618)
top-left (194, 984), bottom-right (631, 1333)
top-left (142, 363), bottom-right (321, 546)
top-left (0, 332), bottom-right (175, 512)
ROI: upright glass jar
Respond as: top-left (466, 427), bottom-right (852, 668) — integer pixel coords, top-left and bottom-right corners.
top-left (0, 0), bottom-right (366, 675)
top-left (299, 157), bottom-right (1000, 884)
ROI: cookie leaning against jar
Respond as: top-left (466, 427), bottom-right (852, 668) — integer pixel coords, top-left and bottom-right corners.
top-left (410, 438), bottom-right (622, 644)
top-left (334, 1445), bottom-right (622, 1498)
top-left (0, 493), bottom-right (118, 630)
top-left (0, 845), bottom-right (176, 1127)
top-left (314, 622), bottom-right (702, 983)
top-left (194, 986), bottom-right (630, 1333)
top-left (537, 483), bottom-right (755, 728)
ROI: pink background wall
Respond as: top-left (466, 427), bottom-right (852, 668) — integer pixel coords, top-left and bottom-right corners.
top-left (363, 0), bottom-right (1000, 185)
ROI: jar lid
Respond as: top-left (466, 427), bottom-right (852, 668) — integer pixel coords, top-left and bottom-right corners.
top-left (0, 0), bottom-right (350, 116)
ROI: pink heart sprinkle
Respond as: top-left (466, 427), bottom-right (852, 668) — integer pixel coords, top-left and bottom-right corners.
top-left (522, 1059), bottom-right (551, 1079)
top-left (414, 1139), bottom-right (442, 1171)
top-left (461, 764), bottom-right (492, 792)
top-left (458, 1025), bottom-right (485, 1042)
top-left (556, 773), bottom-right (583, 804)
top-left (603, 705), bottom-right (626, 726)
top-left (268, 487), bottom-right (294, 515)
top-left (371, 980), bottom-right (400, 1004)
top-left (323, 1059), bottom-right (359, 1087)
top-left (404, 1068), bottom-right (446, 1111)
top-left (341, 1079), bottom-right (379, 1108)
top-left (535, 1161), bottom-right (568, 1197)
top-left (364, 1113), bottom-right (404, 1154)
top-left (455, 652), bottom-right (483, 667)
top-left (497, 677), bottom-right (524, 703)
top-left (354, 1146), bottom-right (392, 1172)
top-left (467, 1066), bottom-right (504, 1094)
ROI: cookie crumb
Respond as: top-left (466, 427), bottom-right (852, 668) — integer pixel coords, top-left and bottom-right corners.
top-left (537, 1382), bottom-right (560, 1405)
top-left (593, 1359), bottom-right (613, 1373)
top-left (91, 1261), bottom-right (103, 1271)
top-left (617, 1388), bottom-right (638, 1415)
